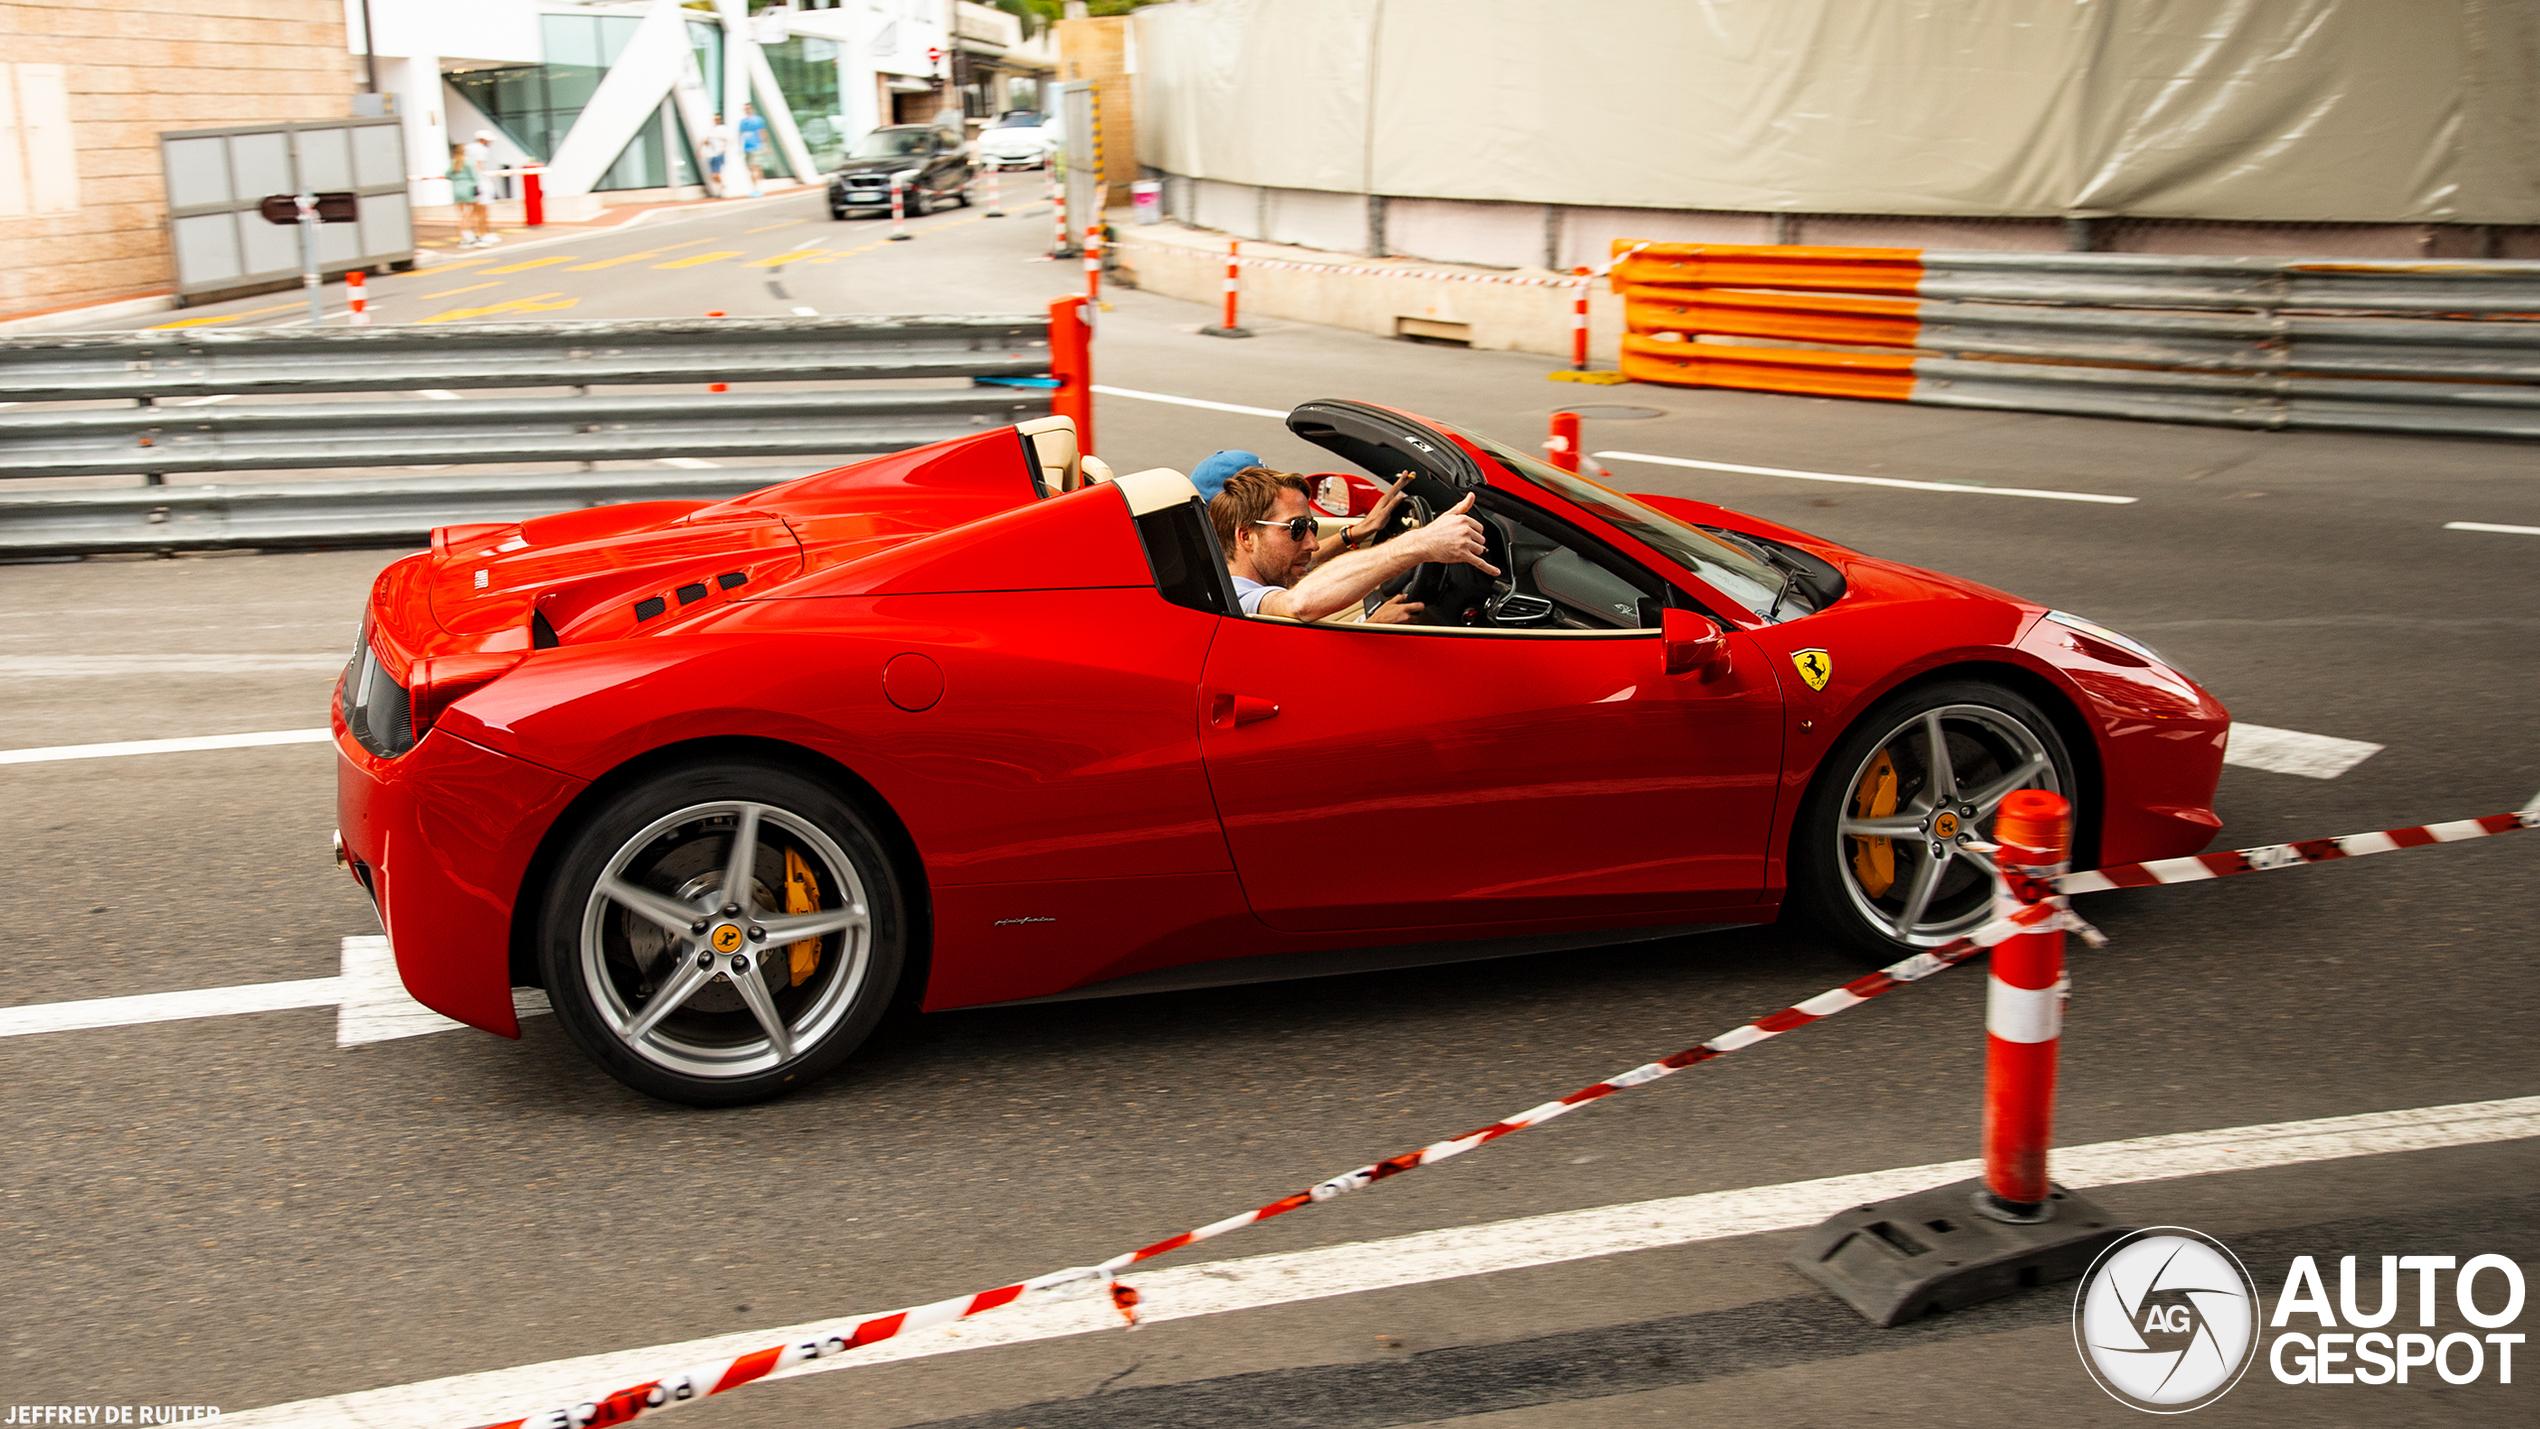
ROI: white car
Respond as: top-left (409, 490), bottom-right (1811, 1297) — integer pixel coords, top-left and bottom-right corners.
top-left (976, 110), bottom-right (1059, 170)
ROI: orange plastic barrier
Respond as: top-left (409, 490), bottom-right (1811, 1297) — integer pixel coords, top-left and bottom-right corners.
top-left (1613, 240), bottom-right (1929, 399)
top-left (1619, 333), bottom-right (1918, 401)
top-left (1620, 285), bottom-right (1922, 349)
top-left (1609, 241), bottom-right (1925, 296)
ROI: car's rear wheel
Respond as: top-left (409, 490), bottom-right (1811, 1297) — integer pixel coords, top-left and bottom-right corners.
top-left (1789, 680), bottom-right (2073, 964)
top-left (536, 760), bottom-right (905, 1106)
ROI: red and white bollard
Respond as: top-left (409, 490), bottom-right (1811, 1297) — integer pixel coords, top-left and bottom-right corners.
top-left (1570, 265), bottom-right (1591, 371)
top-left (888, 176), bottom-right (911, 241)
top-left (1545, 410), bottom-right (1580, 474)
top-left (983, 164), bottom-right (1003, 218)
top-left (1202, 240), bottom-right (1251, 338)
top-left (523, 165), bottom-right (545, 227)
top-left (1084, 221), bottom-right (1103, 307)
top-left (345, 269), bottom-right (369, 326)
top-left (1051, 179), bottom-right (1069, 256)
top-left (1978, 788), bottom-right (2071, 1222)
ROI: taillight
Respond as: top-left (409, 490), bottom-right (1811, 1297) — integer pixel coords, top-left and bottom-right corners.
top-left (407, 652), bottom-right (527, 742)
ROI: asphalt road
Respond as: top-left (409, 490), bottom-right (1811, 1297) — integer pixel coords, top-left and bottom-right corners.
top-left (3, 189), bottom-right (2536, 1427)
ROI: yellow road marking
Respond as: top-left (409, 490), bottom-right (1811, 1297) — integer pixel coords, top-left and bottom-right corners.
top-left (654, 250), bottom-right (742, 269)
top-left (746, 249), bottom-right (827, 268)
top-left (415, 282), bottom-right (500, 300)
top-left (745, 219), bottom-right (805, 233)
top-left (563, 237), bottom-right (717, 271)
top-left (417, 254), bottom-right (498, 272)
top-left (478, 255), bottom-right (577, 275)
top-left (418, 291), bottom-right (580, 325)
top-left (148, 302), bottom-right (308, 329)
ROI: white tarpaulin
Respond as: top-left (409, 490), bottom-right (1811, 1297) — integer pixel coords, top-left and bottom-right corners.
top-left (1134, 0), bottom-right (2540, 224)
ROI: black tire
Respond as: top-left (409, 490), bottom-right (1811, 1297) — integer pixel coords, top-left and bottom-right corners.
top-left (828, 204), bottom-right (846, 220)
top-left (536, 759), bottom-right (906, 1106)
top-left (1787, 679), bottom-right (2075, 965)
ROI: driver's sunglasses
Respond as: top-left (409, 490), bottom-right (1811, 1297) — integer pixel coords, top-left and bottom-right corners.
top-left (1252, 516), bottom-right (1317, 541)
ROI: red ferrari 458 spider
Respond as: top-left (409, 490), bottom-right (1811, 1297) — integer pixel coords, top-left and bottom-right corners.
top-left (335, 401), bottom-right (2228, 1104)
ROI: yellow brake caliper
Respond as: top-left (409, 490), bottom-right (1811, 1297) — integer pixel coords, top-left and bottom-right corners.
top-left (783, 848), bottom-right (823, 987)
top-left (1849, 748), bottom-right (1898, 898)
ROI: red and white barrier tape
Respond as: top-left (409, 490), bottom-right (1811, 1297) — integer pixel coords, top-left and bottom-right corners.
top-left (1113, 237), bottom-right (1601, 289)
top-left (2055, 809), bottom-right (2533, 895)
top-left (482, 805), bottom-right (2531, 1429)
top-left (482, 900), bottom-right (2067, 1429)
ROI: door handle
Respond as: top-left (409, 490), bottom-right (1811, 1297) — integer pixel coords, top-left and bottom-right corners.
top-left (1206, 692), bottom-right (1281, 729)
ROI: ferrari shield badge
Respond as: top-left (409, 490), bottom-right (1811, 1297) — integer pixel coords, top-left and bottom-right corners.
top-left (1792, 649), bottom-right (1834, 691)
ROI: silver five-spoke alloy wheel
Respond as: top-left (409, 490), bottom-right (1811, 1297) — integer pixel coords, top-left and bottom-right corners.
top-left (582, 799), bottom-right (871, 1079)
top-left (539, 761), bottom-right (905, 1105)
top-left (1794, 682), bottom-right (2073, 960)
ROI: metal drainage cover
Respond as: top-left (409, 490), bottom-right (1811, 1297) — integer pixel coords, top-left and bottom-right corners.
top-left (1562, 405), bottom-right (1665, 419)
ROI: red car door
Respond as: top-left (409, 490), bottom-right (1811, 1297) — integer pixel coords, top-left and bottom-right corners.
top-left (1197, 619), bottom-right (1784, 933)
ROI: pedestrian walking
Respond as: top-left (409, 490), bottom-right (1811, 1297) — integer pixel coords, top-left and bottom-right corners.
top-left (701, 113), bottom-right (732, 197)
top-left (447, 142), bottom-right (497, 247)
top-left (738, 102), bottom-right (768, 197)
top-left (470, 129), bottom-right (506, 200)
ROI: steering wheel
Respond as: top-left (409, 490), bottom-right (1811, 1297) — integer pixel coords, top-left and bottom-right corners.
top-left (1363, 501), bottom-right (1517, 626)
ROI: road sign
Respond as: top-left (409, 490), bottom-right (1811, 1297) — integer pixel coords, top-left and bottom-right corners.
top-left (258, 192), bottom-right (358, 224)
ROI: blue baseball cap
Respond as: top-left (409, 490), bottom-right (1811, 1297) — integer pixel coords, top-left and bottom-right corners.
top-left (1188, 449), bottom-right (1263, 501)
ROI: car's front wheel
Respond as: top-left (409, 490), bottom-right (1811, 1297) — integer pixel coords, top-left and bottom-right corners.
top-left (536, 760), bottom-right (905, 1106)
top-left (1789, 680), bottom-right (2073, 964)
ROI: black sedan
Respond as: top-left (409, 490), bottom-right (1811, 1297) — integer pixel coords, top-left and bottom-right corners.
top-left (827, 126), bottom-right (974, 220)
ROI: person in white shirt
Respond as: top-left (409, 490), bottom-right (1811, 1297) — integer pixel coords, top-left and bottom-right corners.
top-left (701, 114), bottom-right (735, 197)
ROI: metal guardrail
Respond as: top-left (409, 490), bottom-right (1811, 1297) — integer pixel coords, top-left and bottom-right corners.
top-left (0, 309), bottom-right (1085, 556)
top-left (0, 315), bottom-right (1053, 402)
top-left (0, 469), bottom-right (814, 557)
top-left (1611, 244), bottom-right (2540, 437)
top-left (0, 388), bottom-right (1043, 481)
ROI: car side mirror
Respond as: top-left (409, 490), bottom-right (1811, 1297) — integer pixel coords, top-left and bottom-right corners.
top-left (1662, 607), bottom-right (1731, 680)
top-left (1309, 472), bottom-right (1390, 517)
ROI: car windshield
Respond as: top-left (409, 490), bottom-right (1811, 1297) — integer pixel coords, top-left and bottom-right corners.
top-left (1451, 424), bottom-right (1798, 622)
top-left (992, 112), bottom-right (1043, 128)
top-left (847, 130), bottom-right (933, 158)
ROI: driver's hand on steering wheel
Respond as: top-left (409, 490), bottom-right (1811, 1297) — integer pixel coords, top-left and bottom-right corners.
top-left (1346, 473), bottom-right (1416, 546)
top-left (1409, 494), bottom-right (1501, 575)
top-left (1366, 594), bottom-right (1425, 625)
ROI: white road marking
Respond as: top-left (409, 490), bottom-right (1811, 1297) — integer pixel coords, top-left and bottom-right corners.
top-left (659, 457), bottom-right (722, 469)
top-left (172, 393), bottom-right (237, 407)
top-left (2445, 521), bottom-right (2540, 536)
top-left (0, 727), bottom-right (331, 766)
top-left (1090, 383), bottom-right (1288, 419)
top-left (790, 305), bottom-right (819, 316)
top-left (222, 1093), bottom-right (2540, 1429)
top-left (415, 389), bottom-right (462, 401)
top-left (0, 653), bottom-right (345, 678)
top-left (0, 977), bottom-right (344, 1037)
top-left (0, 936), bottom-right (547, 1046)
top-left (2222, 722), bottom-right (2384, 780)
top-left (1598, 451), bottom-right (2137, 505)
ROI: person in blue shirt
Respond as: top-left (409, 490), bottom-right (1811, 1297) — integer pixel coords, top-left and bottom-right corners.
top-left (737, 103), bottom-right (769, 197)
top-left (1208, 466), bottom-right (1491, 621)
top-left (1193, 447), bottom-right (1413, 571)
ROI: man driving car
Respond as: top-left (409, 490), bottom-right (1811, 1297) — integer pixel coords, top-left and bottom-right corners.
top-left (1210, 467), bottom-right (1499, 622)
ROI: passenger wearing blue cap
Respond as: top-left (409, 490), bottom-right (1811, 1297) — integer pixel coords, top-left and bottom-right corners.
top-left (1188, 449), bottom-right (1260, 502)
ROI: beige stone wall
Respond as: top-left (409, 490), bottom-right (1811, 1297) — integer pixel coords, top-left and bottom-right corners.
top-left (0, 1), bottom-right (353, 318)
top-left (1054, 17), bottom-right (1133, 194)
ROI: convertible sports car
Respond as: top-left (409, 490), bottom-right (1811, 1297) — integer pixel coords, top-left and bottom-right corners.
top-left (334, 402), bottom-right (2228, 1104)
